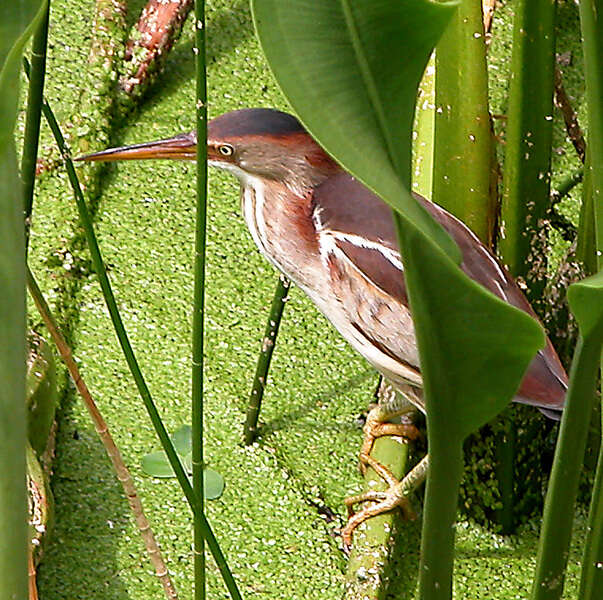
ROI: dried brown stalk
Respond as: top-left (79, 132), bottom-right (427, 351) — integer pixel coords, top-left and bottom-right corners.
top-left (26, 267), bottom-right (178, 600)
top-left (483, 0), bottom-right (497, 34)
top-left (554, 65), bottom-right (586, 163)
top-left (120, 0), bottom-right (194, 97)
top-left (28, 550), bottom-right (39, 600)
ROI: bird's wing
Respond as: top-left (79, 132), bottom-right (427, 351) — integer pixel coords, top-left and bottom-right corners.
top-left (312, 172), bottom-right (567, 414)
top-left (423, 197), bottom-right (567, 415)
top-left (312, 176), bottom-right (421, 387)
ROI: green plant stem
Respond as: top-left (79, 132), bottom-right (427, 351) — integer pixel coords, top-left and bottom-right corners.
top-left (499, 0), bottom-right (556, 306)
top-left (21, 0), bottom-right (50, 248)
top-left (26, 265), bottom-right (178, 600)
top-left (2, 4), bottom-right (48, 597)
top-left (577, 149), bottom-right (597, 273)
top-left (418, 437), bottom-right (464, 599)
top-left (345, 430), bottom-right (410, 600)
top-left (28, 61), bottom-right (243, 600)
top-left (0, 140), bottom-right (28, 600)
top-left (244, 275), bottom-right (289, 445)
top-left (576, 4), bottom-right (603, 597)
top-left (193, 0), bottom-right (208, 598)
top-left (579, 439), bottom-right (603, 599)
top-left (578, 0), bottom-right (603, 272)
top-left (434, 0), bottom-right (516, 535)
top-left (531, 336), bottom-right (601, 600)
top-left (433, 0), bottom-right (493, 245)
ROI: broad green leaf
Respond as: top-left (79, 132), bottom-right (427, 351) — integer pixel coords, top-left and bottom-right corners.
top-left (252, 0), bottom-right (460, 262)
top-left (0, 2), bottom-right (46, 597)
top-left (412, 53), bottom-right (435, 199)
top-left (397, 221), bottom-right (545, 443)
top-left (172, 424), bottom-right (193, 457)
top-left (568, 265), bottom-right (603, 340)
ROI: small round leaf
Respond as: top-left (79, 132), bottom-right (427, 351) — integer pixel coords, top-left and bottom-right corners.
top-left (141, 451), bottom-right (175, 478)
top-left (183, 451), bottom-right (193, 475)
top-left (171, 424), bottom-right (192, 456)
top-left (204, 468), bottom-right (225, 500)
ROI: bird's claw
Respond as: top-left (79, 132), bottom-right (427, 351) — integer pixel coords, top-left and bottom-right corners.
top-left (342, 463), bottom-right (416, 552)
top-left (343, 453), bottom-right (429, 551)
top-left (359, 409), bottom-right (420, 475)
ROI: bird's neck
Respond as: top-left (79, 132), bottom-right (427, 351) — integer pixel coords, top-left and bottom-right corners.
top-left (236, 140), bottom-right (339, 287)
top-left (266, 135), bottom-right (340, 195)
top-left (239, 175), bottom-right (325, 290)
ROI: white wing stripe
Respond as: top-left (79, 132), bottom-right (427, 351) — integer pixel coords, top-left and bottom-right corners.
top-left (317, 228), bottom-right (404, 273)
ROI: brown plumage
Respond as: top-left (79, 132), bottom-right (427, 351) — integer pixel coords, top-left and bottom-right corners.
top-left (79, 107), bottom-right (567, 418)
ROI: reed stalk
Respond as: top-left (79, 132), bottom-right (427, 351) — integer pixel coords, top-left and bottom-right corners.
top-left (433, 0), bottom-right (493, 245)
top-left (578, 1), bottom-right (603, 271)
top-left (244, 275), bottom-right (290, 445)
top-left (530, 336), bottom-right (601, 600)
top-left (193, 0), bottom-right (208, 597)
top-left (576, 1), bottom-right (603, 596)
top-left (344, 383), bottom-right (412, 600)
top-left (1, 2), bottom-right (48, 596)
top-left (0, 138), bottom-right (28, 600)
top-left (577, 149), bottom-right (597, 274)
top-left (499, 0), bottom-right (556, 309)
top-left (21, 0), bottom-right (50, 248)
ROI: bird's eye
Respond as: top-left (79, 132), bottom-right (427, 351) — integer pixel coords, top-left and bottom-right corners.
top-left (218, 144), bottom-right (234, 156)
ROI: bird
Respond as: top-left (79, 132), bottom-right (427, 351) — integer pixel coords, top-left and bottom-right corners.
top-left (79, 107), bottom-right (567, 547)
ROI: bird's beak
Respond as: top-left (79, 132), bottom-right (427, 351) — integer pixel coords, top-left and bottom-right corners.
top-left (76, 132), bottom-right (197, 163)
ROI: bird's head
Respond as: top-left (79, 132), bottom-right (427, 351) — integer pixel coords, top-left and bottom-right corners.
top-left (78, 108), bottom-right (339, 193)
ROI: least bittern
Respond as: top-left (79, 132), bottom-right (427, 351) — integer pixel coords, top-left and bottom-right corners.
top-left (79, 108), bottom-right (567, 548)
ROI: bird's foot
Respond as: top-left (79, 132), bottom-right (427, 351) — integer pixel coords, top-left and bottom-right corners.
top-left (359, 406), bottom-right (421, 475)
top-left (342, 454), bottom-right (429, 551)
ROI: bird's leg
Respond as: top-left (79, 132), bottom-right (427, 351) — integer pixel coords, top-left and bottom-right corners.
top-left (343, 454), bottom-right (429, 549)
top-left (342, 381), bottom-right (425, 549)
top-left (359, 380), bottom-right (422, 474)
